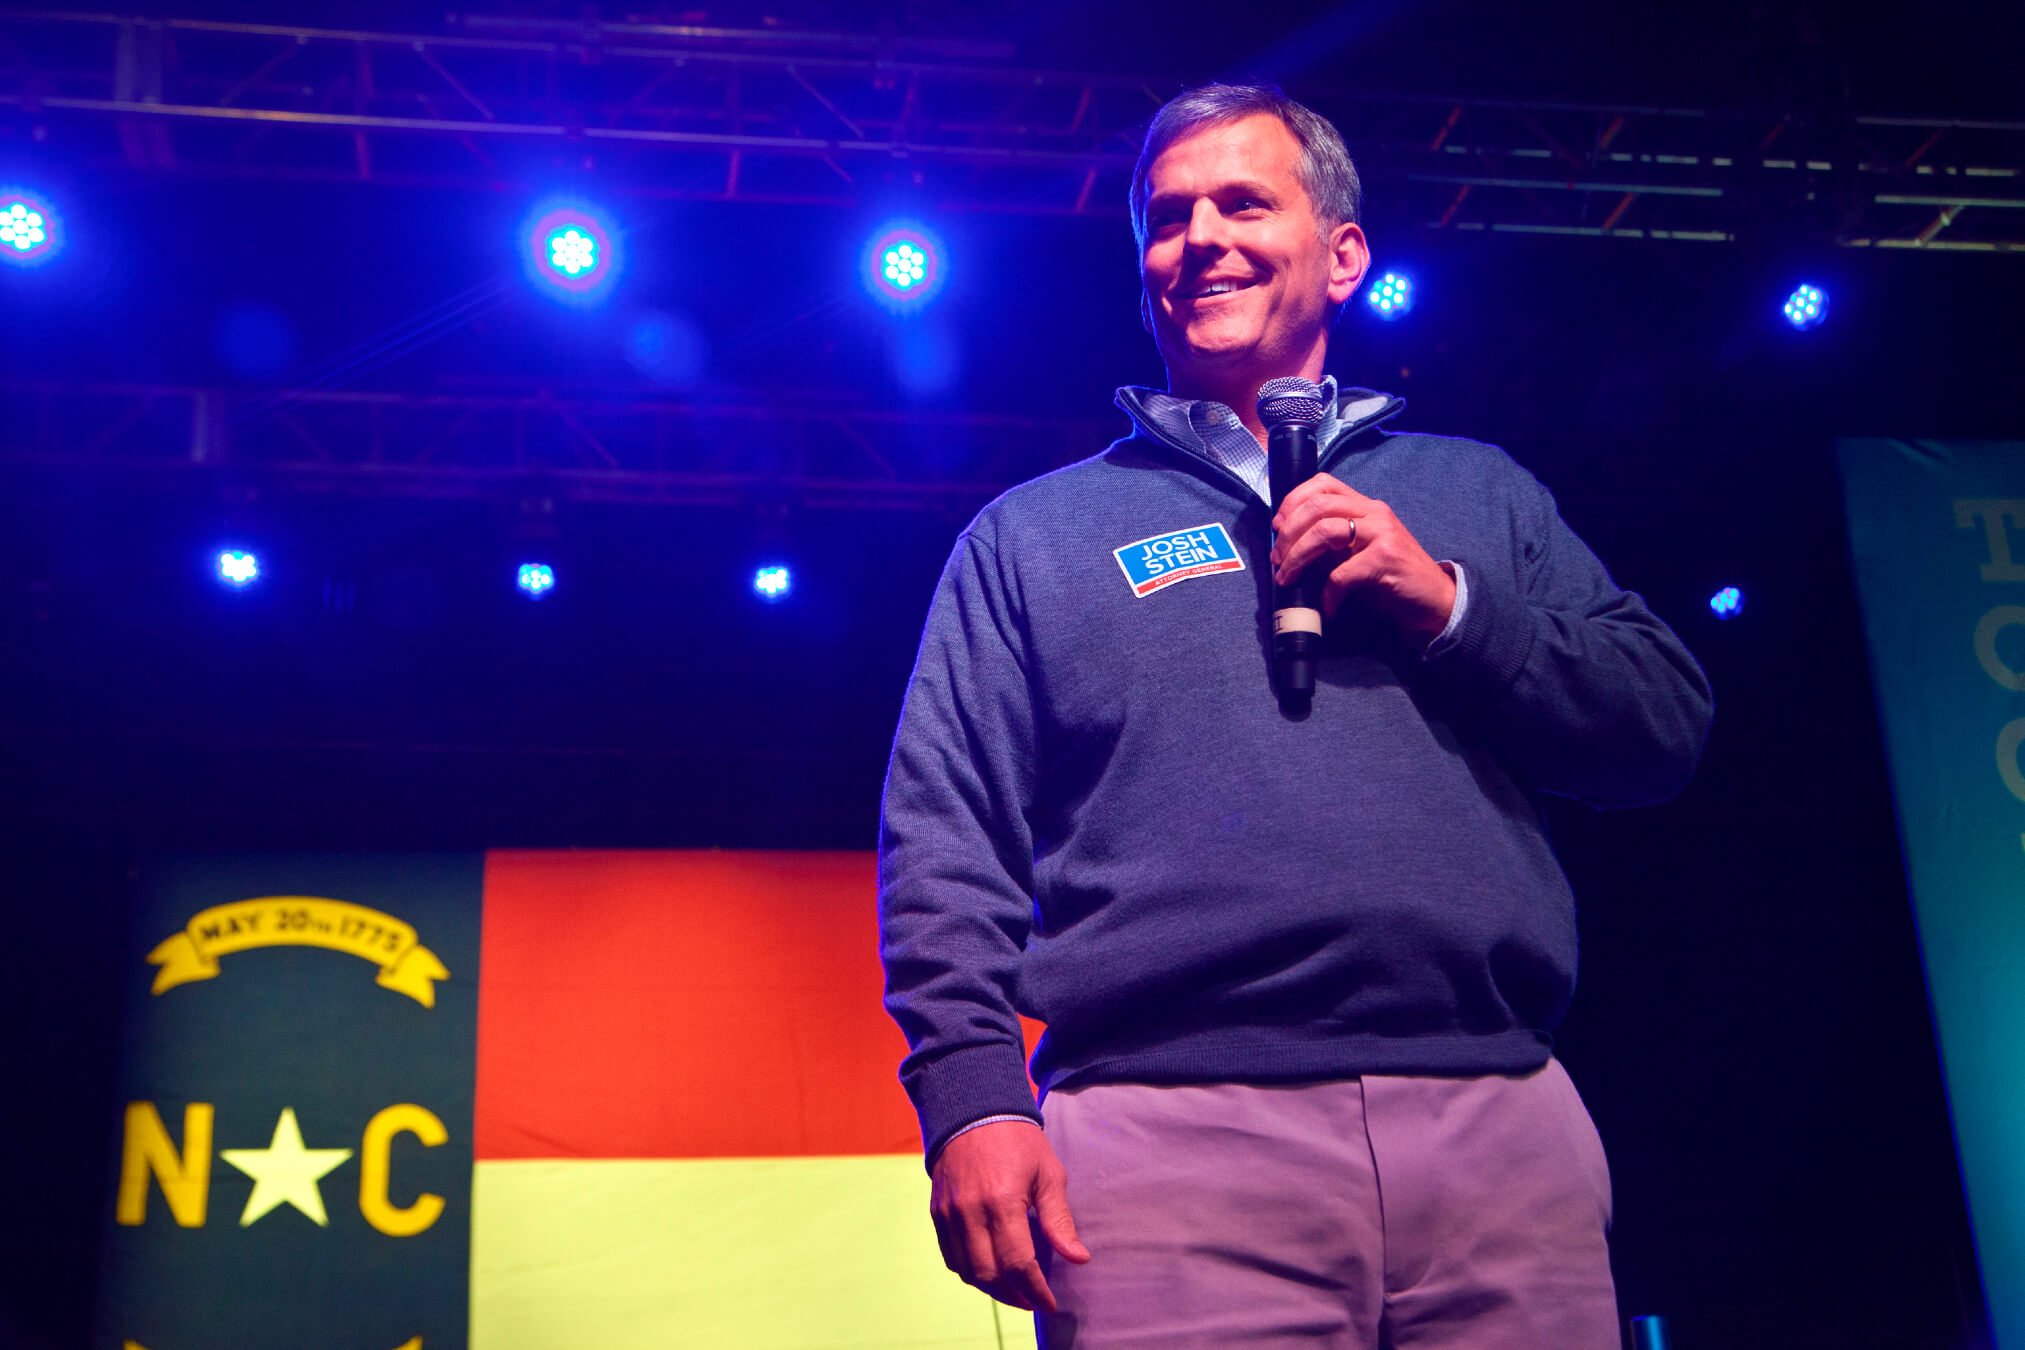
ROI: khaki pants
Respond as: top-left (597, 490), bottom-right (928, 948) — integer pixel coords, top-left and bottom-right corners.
top-left (1036, 1059), bottom-right (1618, 1349)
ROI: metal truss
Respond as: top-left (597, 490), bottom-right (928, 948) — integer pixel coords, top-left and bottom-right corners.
top-left (0, 379), bottom-right (1117, 511)
top-left (1368, 97), bottom-right (2025, 253)
top-left (2, 10), bottom-right (2022, 250)
top-left (0, 9), bottom-right (1151, 215)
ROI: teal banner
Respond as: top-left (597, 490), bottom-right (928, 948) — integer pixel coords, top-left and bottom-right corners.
top-left (1840, 439), bottom-right (2025, 1346)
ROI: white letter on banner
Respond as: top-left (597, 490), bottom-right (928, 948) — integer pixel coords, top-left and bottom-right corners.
top-left (1999, 719), bottom-right (2025, 805)
top-left (1975, 606), bottom-right (2025, 692)
top-left (1956, 500), bottom-right (2025, 582)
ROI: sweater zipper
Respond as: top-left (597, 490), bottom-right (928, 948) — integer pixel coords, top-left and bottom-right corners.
top-left (1131, 396), bottom-right (1407, 510)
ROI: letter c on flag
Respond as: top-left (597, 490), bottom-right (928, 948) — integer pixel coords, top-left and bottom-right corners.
top-left (359, 1103), bottom-right (448, 1237)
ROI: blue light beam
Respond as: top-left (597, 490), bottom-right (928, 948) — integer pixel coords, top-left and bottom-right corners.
top-left (1366, 270), bottom-right (1413, 320)
top-left (521, 200), bottom-right (623, 304)
top-left (517, 562), bottom-right (556, 598)
top-left (863, 220), bottom-right (947, 310)
top-left (217, 550), bottom-right (260, 588)
top-left (1782, 284), bottom-right (1827, 330)
top-left (0, 187), bottom-right (63, 268)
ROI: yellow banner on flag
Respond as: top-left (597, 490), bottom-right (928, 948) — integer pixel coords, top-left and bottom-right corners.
top-left (470, 1154), bottom-right (1033, 1350)
top-left (145, 897), bottom-right (448, 1006)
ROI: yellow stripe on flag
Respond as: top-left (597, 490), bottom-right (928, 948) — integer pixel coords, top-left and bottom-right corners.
top-left (471, 1155), bottom-right (1038, 1350)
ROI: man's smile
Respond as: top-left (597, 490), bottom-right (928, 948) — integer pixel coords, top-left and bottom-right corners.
top-left (1181, 276), bottom-right (1259, 302)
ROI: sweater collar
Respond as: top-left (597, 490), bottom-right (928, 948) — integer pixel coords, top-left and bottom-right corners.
top-left (1114, 381), bottom-right (1404, 465)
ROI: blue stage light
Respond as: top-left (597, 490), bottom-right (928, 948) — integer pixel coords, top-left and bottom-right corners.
top-left (217, 550), bottom-right (260, 587)
top-left (521, 200), bottom-right (622, 304)
top-left (1709, 586), bottom-right (1744, 619)
top-left (517, 562), bottom-right (556, 598)
top-left (552, 229), bottom-right (594, 276)
top-left (753, 564), bottom-right (793, 601)
top-left (0, 187), bottom-right (62, 268)
top-left (885, 244), bottom-right (926, 289)
top-left (863, 220), bottom-right (946, 309)
top-left (1366, 271), bottom-right (1413, 319)
top-left (1782, 283), bottom-right (1827, 329)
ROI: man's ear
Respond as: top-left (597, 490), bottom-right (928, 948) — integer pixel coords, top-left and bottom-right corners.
top-left (1328, 222), bottom-right (1372, 309)
top-left (1140, 288), bottom-right (1155, 334)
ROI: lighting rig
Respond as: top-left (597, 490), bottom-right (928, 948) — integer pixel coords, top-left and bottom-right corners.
top-left (0, 10), bottom-right (2017, 250)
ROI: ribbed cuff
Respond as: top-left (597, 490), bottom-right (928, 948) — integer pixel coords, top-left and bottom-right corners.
top-left (1422, 557), bottom-right (1535, 693)
top-left (1423, 561), bottom-right (1469, 658)
top-left (927, 1114), bottom-right (1044, 1172)
top-left (906, 1040), bottom-right (1042, 1171)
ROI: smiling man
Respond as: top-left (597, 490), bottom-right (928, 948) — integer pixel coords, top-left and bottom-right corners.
top-left (879, 84), bottom-right (1712, 1348)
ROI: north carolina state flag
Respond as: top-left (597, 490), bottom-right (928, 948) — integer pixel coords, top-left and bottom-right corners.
top-left (102, 850), bottom-right (1034, 1350)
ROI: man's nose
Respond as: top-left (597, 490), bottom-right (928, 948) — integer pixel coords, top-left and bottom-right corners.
top-left (1183, 199), bottom-right (1228, 252)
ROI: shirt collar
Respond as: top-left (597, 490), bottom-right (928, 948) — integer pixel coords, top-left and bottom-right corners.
top-left (1129, 375), bottom-right (1342, 449)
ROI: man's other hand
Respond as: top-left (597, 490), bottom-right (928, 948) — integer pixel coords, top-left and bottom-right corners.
top-left (929, 1119), bottom-right (1090, 1312)
top-left (1271, 473), bottom-right (1458, 644)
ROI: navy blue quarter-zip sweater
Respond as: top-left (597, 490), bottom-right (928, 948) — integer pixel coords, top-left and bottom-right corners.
top-left (878, 389), bottom-right (1712, 1164)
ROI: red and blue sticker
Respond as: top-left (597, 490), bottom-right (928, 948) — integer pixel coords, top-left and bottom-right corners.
top-left (1113, 522), bottom-right (1246, 598)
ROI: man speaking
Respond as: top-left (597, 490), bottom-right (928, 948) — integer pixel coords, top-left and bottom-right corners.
top-left (878, 83), bottom-right (1711, 1348)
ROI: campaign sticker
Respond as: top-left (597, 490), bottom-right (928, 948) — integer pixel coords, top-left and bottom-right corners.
top-left (1112, 522), bottom-right (1247, 598)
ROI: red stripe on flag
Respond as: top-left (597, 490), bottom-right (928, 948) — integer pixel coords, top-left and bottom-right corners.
top-left (475, 850), bottom-right (925, 1160)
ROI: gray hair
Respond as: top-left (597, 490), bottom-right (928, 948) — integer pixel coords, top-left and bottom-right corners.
top-left (1129, 84), bottom-right (1362, 251)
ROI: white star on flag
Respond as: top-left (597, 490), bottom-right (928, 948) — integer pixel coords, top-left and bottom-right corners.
top-left (220, 1107), bottom-right (354, 1227)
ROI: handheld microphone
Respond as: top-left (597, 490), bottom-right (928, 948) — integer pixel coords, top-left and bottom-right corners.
top-left (1258, 377), bottom-right (1328, 705)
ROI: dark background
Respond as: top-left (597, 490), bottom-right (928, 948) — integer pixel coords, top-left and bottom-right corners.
top-left (4, 1), bottom-right (2023, 1347)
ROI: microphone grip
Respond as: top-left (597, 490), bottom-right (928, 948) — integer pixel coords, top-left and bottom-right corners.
top-left (1268, 423), bottom-right (1322, 703)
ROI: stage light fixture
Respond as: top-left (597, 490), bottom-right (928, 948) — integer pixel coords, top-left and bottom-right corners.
top-left (0, 188), bottom-right (62, 268)
top-left (1366, 271), bottom-right (1413, 319)
top-left (551, 229), bottom-right (594, 276)
top-left (1782, 283), bottom-right (1827, 329)
top-left (217, 550), bottom-right (260, 587)
top-left (521, 200), bottom-right (622, 304)
top-left (863, 220), bottom-right (946, 309)
top-left (1709, 586), bottom-right (1744, 619)
top-left (517, 562), bottom-right (556, 598)
top-left (885, 244), bottom-right (926, 289)
top-left (753, 564), bottom-right (793, 602)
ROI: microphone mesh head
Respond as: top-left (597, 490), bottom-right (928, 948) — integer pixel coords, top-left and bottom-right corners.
top-left (1256, 377), bottom-right (1328, 429)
